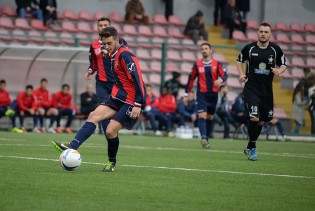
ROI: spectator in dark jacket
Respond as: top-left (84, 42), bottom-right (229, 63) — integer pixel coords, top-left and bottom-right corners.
top-left (16, 0), bottom-right (44, 22)
top-left (80, 85), bottom-right (98, 115)
top-left (236, 0), bottom-right (250, 20)
top-left (164, 71), bottom-right (185, 99)
top-left (184, 10), bottom-right (208, 44)
top-left (39, 0), bottom-right (58, 26)
top-left (125, 0), bottom-right (149, 25)
top-left (213, 0), bottom-right (227, 26)
top-left (177, 91), bottom-right (198, 127)
top-left (222, 0), bottom-right (246, 39)
top-left (231, 91), bottom-right (247, 125)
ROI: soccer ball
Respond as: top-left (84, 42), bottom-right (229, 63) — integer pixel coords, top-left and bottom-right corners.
top-left (59, 149), bottom-right (82, 171)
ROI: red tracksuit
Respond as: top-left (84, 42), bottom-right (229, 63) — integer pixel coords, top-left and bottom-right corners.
top-left (33, 87), bottom-right (52, 108)
top-left (17, 92), bottom-right (37, 111)
top-left (52, 91), bottom-right (72, 109)
top-left (0, 89), bottom-right (11, 107)
top-left (158, 94), bottom-right (177, 113)
top-left (145, 93), bottom-right (159, 108)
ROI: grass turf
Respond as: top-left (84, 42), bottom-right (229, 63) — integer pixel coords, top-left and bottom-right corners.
top-left (0, 131), bottom-right (314, 210)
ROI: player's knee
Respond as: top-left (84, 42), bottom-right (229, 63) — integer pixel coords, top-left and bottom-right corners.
top-left (207, 114), bottom-right (214, 120)
top-left (250, 116), bottom-right (259, 122)
top-left (258, 121), bottom-right (264, 126)
top-left (105, 127), bottom-right (117, 139)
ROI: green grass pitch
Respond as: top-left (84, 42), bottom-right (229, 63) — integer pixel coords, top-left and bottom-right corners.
top-left (0, 131), bottom-right (314, 210)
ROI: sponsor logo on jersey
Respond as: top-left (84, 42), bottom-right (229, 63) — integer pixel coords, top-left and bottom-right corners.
top-left (251, 53), bottom-right (258, 56)
top-left (255, 62), bottom-right (270, 75)
top-left (127, 62), bottom-right (135, 73)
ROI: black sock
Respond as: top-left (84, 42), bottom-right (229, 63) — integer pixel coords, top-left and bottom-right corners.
top-left (255, 125), bottom-right (263, 140)
top-left (247, 121), bottom-right (258, 149)
top-left (107, 136), bottom-right (120, 163)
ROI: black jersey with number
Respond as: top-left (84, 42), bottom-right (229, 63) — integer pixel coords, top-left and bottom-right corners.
top-left (237, 42), bottom-right (287, 96)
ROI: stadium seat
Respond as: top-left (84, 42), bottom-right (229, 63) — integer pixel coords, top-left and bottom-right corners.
top-left (291, 45), bottom-right (307, 57)
top-left (291, 58), bottom-right (307, 68)
top-left (31, 19), bottom-right (47, 31)
top-left (62, 21), bottom-right (78, 33)
top-left (166, 38), bottom-right (183, 50)
top-left (181, 39), bottom-right (197, 51)
top-left (306, 35), bottom-right (315, 45)
top-left (153, 14), bottom-right (169, 25)
top-left (149, 73), bottom-right (161, 85)
top-left (262, 20), bottom-right (276, 31)
top-left (246, 19), bottom-right (259, 30)
top-left (276, 33), bottom-right (293, 44)
top-left (150, 61), bottom-right (162, 73)
top-left (109, 12), bottom-right (124, 23)
top-left (136, 36), bottom-right (151, 48)
top-left (182, 51), bottom-right (197, 63)
top-left (44, 31), bottom-right (61, 44)
top-left (0, 17), bottom-right (15, 29)
top-left (77, 22), bottom-right (93, 34)
top-left (197, 40), bottom-right (208, 45)
top-left (138, 25), bottom-right (154, 37)
top-left (123, 36), bottom-right (135, 46)
top-left (290, 22), bottom-right (306, 33)
top-left (1, 5), bottom-right (16, 17)
top-left (291, 34), bottom-right (307, 45)
top-left (142, 74), bottom-right (149, 84)
top-left (232, 30), bottom-right (248, 42)
top-left (227, 77), bottom-right (242, 89)
top-left (304, 23), bottom-right (315, 33)
top-left (63, 9), bottom-right (79, 21)
top-left (12, 29), bottom-right (28, 42)
top-left (93, 11), bottom-right (107, 20)
top-left (152, 37), bottom-right (164, 49)
top-left (180, 74), bottom-right (189, 85)
top-left (29, 30), bottom-right (45, 43)
top-left (306, 58), bottom-right (315, 68)
top-left (79, 10), bottom-right (94, 21)
top-left (279, 69), bottom-right (292, 79)
top-left (306, 46), bottom-right (315, 56)
top-left (111, 23), bottom-right (123, 35)
top-left (139, 60), bottom-right (150, 73)
top-left (75, 33), bottom-right (90, 46)
top-left (275, 21), bottom-right (290, 32)
top-left (165, 62), bottom-right (179, 72)
top-left (168, 15), bottom-right (185, 26)
top-left (0, 28), bottom-right (13, 41)
top-left (167, 50), bottom-right (182, 62)
top-left (153, 26), bottom-right (169, 38)
top-left (123, 25), bottom-right (139, 36)
top-left (269, 34), bottom-right (277, 43)
top-left (180, 62), bottom-right (192, 74)
top-left (213, 53), bottom-right (228, 64)
top-left (60, 32), bottom-right (75, 45)
top-left (168, 27), bottom-right (185, 39)
top-left (246, 31), bottom-right (257, 42)
top-left (91, 34), bottom-right (98, 41)
top-left (15, 18), bottom-right (31, 30)
top-left (136, 49), bottom-right (152, 60)
top-left (226, 64), bottom-right (239, 77)
top-left (227, 91), bottom-right (238, 102)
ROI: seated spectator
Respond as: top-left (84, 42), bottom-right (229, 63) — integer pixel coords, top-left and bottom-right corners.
top-left (143, 84), bottom-right (166, 136)
top-left (16, 0), bottom-right (44, 23)
top-left (262, 118), bottom-right (286, 141)
top-left (292, 81), bottom-right (308, 135)
top-left (164, 71), bottom-right (185, 99)
top-left (177, 91), bottom-right (198, 128)
top-left (52, 84), bottom-right (75, 134)
top-left (158, 86), bottom-right (177, 137)
top-left (215, 85), bottom-right (238, 139)
top-left (222, 0), bottom-right (246, 39)
top-left (125, 0), bottom-right (150, 25)
top-left (184, 10), bottom-right (208, 44)
top-left (39, 0), bottom-right (58, 26)
top-left (33, 78), bottom-right (58, 133)
top-left (80, 84), bottom-right (98, 115)
top-left (0, 80), bottom-right (22, 133)
top-left (231, 91), bottom-right (248, 128)
top-left (16, 85), bottom-right (37, 132)
top-left (236, 0), bottom-right (250, 20)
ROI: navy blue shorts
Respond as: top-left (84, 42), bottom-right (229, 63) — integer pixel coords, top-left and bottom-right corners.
top-left (102, 97), bottom-right (138, 130)
top-left (196, 92), bottom-right (218, 115)
top-left (96, 80), bottom-right (114, 104)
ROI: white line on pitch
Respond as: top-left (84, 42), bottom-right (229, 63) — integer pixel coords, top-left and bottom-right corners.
top-left (0, 155), bottom-right (314, 179)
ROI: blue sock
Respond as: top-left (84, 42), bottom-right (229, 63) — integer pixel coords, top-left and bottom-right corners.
top-left (70, 122), bottom-right (96, 150)
top-left (206, 119), bottom-right (214, 138)
top-left (39, 115), bottom-right (44, 127)
top-left (101, 120), bottom-right (110, 134)
top-left (49, 115), bottom-right (56, 127)
top-left (198, 118), bottom-right (207, 140)
top-left (33, 115), bottom-right (38, 127)
top-left (276, 122), bottom-right (285, 136)
top-left (107, 136), bottom-right (119, 163)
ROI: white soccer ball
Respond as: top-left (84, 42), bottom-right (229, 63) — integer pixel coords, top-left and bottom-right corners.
top-left (59, 149), bottom-right (82, 171)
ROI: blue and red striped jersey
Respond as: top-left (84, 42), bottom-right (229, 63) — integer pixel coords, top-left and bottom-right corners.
top-left (185, 59), bottom-right (227, 94)
top-left (88, 36), bottom-right (127, 82)
top-left (110, 45), bottom-right (146, 107)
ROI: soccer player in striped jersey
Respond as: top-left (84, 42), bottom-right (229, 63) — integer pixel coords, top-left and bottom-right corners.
top-left (52, 27), bottom-right (145, 172)
top-left (237, 22), bottom-right (287, 161)
top-left (185, 43), bottom-right (228, 149)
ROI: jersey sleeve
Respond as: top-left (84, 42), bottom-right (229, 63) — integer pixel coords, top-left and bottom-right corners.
top-left (119, 36), bottom-right (128, 47)
top-left (218, 62), bottom-right (228, 82)
top-left (237, 44), bottom-right (249, 63)
top-left (88, 44), bottom-right (97, 74)
top-left (185, 63), bottom-right (198, 94)
top-left (275, 45), bottom-right (287, 67)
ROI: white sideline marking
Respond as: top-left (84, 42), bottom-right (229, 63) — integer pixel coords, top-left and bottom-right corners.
top-left (0, 155), bottom-right (314, 179)
top-left (0, 138), bottom-right (25, 141)
top-left (1, 143), bottom-right (315, 159)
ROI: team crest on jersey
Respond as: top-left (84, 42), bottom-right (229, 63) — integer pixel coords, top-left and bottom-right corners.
top-left (94, 48), bottom-right (102, 55)
top-left (127, 62), bottom-right (135, 72)
top-left (198, 67), bottom-right (205, 73)
top-left (259, 62), bottom-right (266, 69)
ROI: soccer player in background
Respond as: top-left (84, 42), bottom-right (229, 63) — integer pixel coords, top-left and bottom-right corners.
top-left (52, 26), bottom-right (145, 172)
top-left (85, 17), bottom-right (127, 135)
top-left (52, 84), bottom-right (75, 134)
top-left (237, 22), bottom-right (287, 161)
top-left (185, 43), bottom-right (228, 149)
top-left (33, 78), bottom-right (58, 133)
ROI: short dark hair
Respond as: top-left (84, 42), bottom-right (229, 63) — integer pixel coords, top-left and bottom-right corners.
top-left (98, 17), bottom-right (111, 25)
top-left (200, 42), bottom-right (212, 49)
top-left (146, 84), bottom-right (152, 88)
top-left (0, 79), bottom-right (6, 84)
top-left (100, 26), bottom-right (118, 40)
top-left (40, 78), bottom-right (48, 83)
top-left (62, 84), bottom-right (70, 89)
top-left (259, 22), bottom-right (272, 30)
top-left (26, 85), bottom-right (33, 90)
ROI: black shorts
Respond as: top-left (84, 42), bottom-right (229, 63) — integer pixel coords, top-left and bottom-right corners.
top-left (244, 90), bottom-right (273, 122)
top-left (196, 92), bottom-right (218, 115)
top-left (102, 97), bottom-right (138, 130)
top-left (96, 80), bottom-right (114, 104)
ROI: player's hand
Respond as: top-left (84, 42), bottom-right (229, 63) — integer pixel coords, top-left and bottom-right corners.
top-left (214, 79), bottom-right (222, 87)
top-left (85, 72), bottom-right (91, 80)
top-left (102, 49), bottom-right (109, 57)
top-left (239, 75), bottom-right (246, 83)
top-left (271, 67), bottom-right (281, 76)
top-left (26, 6), bottom-right (31, 11)
top-left (130, 106), bottom-right (141, 119)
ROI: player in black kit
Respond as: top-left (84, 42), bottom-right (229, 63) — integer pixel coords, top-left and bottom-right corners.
top-left (236, 22), bottom-right (287, 161)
